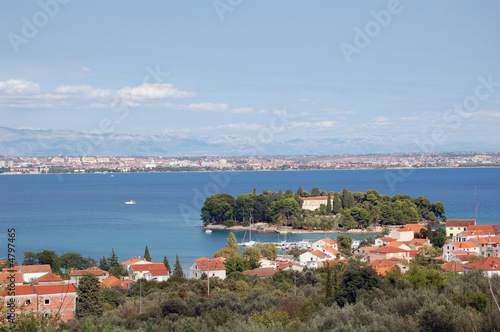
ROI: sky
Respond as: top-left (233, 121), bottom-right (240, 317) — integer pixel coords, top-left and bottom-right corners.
top-left (1, 0), bottom-right (500, 154)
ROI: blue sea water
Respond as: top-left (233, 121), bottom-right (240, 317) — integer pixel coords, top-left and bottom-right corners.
top-left (0, 168), bottom-right (498, 268)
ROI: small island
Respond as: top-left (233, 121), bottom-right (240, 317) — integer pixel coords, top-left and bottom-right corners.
top-left (200, 187), bottom-right (447, 233)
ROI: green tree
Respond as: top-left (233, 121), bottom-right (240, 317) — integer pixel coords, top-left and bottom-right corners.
top-left (200, 193), bottom-right (236, 225)
top-left (333, 194), bottom-right (342, 214)
top-left (108, 249), bottom-right (119, 268)
top-left (326, 193), bottom-right (332, 214)
top-left (311, 187), bottom-right (322, 197)
top-left (60, 252), bottom-right (87, 270)
top-left (76, 273), bottom-right (103, 318)
top-left (99, 256), bottom-right (109, 271)
top-left (226, 232), bottom-right (239, 251)
top-left (173, 254), bottom-right (184, 279)
top-left (37, 249), bottom-right (60, 273)
top-left (22, 251), bottom-right (38, 266)
top-left (335, 266), bottom-right (381, 307)
top-left (268, 197), bottom-right (302, 225)
top-left (163, 256), bottom-right (171, 274)
top-left (341, 188), bottom-right (355, 209)
top-left (144, 246), bottom-right (152, 262)
top-left (214, 247), bottom-right (239, 259)
top-left (224, 256), bottom-right (252, 274)
top-left (243, 247), bottom-right (262, 261)
top-left (337, 235), bottom-right (353, 252)
top-left (256, 243), bottom-right (278, 261)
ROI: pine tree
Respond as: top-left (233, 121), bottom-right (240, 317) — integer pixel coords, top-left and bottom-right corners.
top-left (326, 193), bottom-right (332, 213)
top-left (333, 194), bottom-right (342, 214)
top-left (76, 273), bottom-right (103, 318)
top-left (342, 188), bottom-right (355, 209)
top-left (108, 249), bottom-right (118, 268)
top-left (99, 256), bottom-right (109, 271)
top-left (173, 254), bottom-right (184, 279)
top-left (163, 256), bottom-right (171, 274)
top-left (226, 232), bottom-right (239, 251)
top-left (144, 246), bottom-right (152, 262)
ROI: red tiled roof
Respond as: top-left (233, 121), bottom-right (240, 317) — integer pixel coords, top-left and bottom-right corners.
top-left (396, 228), bottom-right (412, 232)
top-left (474, 237), bottom-right (500, 245)
top-left (70, 268), bottom-right (108, 277)
top-left (467, 225), bottom-right (495, 233)
top-left (0, 284), bottom-right (36, 296)
top-left (440, 261), bottom-right (465, 272)
top-left (447, 219), bottom-right (476, 227)
top-left (321, 245), bottom-right (340, 255)
top-left (387, 241), bottom-right (406, 248)
top-left (121, 279), bottom-right (135, 289)
top-left (102, 276), bottom-right (121, 288)
top-left (379, 237), bottom-right (397, 242)
top-left (359, 246), bottom-right (380, 252)
top-left (300, 196), bottom-right (333, 201)
top-left (120, 257), bottom-right (151, 266)
top-left (371, 246), bottom-right (408, 253)
top-left (277, 262), bottom-right (293, 270)
top-left (193, 257), bottom-right (225, 272)
top-left (409, 250), bottom-right (419, 258)
top-left (404, 223), bottom-right (426, 233)
top-left (37, 272), bottom-right (63, 282)
top-left (19, 264), bottom-right (52, 273)
top-left (323, 259), bottom-right (349, 268)
top-left (0, 272), bottom-right (23, 284)
top-left (451, 241), bottom-right (479, 249)
top-left (309, 250), bottom-right (329, 258)
top-left (242, 267), bottom-right (276, 277)
top-left (321, 238), bottom-right (336, 245)
top-left (368, 260), bottom-right (397, 268)
top-left (410, 238), bottom-right (428, 246)
top-left (464, 257), bottom-right (500, 271)
top-left (131, 263), bottom-right (169, 275)
top-left (33, 284), bottom-right (77, 295)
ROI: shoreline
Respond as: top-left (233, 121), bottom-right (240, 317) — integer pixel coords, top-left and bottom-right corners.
top-left (202, 223), bottom-right (384, 235)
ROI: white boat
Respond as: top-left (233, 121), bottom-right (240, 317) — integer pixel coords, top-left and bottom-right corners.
top-left (125, 200), bottom-right (136, 205)
top-left (242, 240), bottom-right (256, 247)
top-left (205, 229), bottom-right (212, 234)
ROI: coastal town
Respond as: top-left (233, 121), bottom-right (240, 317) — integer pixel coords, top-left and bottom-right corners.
top-left (1, 151), bottom-right (499, 174)
top-left (3, 216), bottom-right (500, 325)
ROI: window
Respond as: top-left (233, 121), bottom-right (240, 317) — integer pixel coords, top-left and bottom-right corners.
top-left (44, 299), bottom-right (50, 305)
top-left (60, 297), bottom-right (63, 302)
top-left (44, 313), bottom-right (50, 318)
top-left (25, 299), bottom-right (31, 305)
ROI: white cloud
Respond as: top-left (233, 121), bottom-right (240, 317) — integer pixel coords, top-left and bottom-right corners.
top-left (400, 116), bottom-right (419, 121)
top-left (81, 67), bottom-right (91, 73)
top-left (0, 79), bottom-right (195, 109)
top-left (323, 108), bottom-right (355, 115)
top-left (258, 109), bottom-right (268, 114)
top-left (290, 121), bottom-right (337, 128)
top-left (364, 116), bottom-right (393, 128)
top-left (186, 103), bottom-right (229, 111)
top-left (231, 107), bottom-right (254, 114)
top-left (216, 123), bottom-right (265, 131)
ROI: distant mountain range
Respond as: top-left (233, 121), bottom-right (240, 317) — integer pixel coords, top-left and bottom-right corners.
top-left (0, 126), bottom-right (493, 156)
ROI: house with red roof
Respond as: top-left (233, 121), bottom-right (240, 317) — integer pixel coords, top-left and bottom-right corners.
top-left (37, 272), bottom-right (63, 284)
top-left (319, 245), bottom-right (342, 259)
top-left (69, 267), bottom-right (109, 283)
top-left (300, 196), bottom-right (335, 211)
top-left (463, 257), bottom-right (500, 277)
top-left (276, 262), bottom-right (294, 271)
top-left (443, 240), bottom-right (480, 261)
top-left (375, 237), bottom-right (397, 247)
top-left (120, 257), bottom-right (151, 270)
top-left (446, 219), bottom-right (476, 238)
top-left (299, 250), bottom-right (329, 268)
top-left (386, 241), bottom-right (411, 251)
top-left (404, 223), bottom-right (426, 235)
top-left (189, 257), bottom-right (226, 280)
top-left (388, 228), bottom-right (414, 242)
top-left (406, 238), bottom-right (431, 250)
top-left (129, 263), bottom-right (170, 282)
top-left (312, 238), bottom-right (338, 250)
top-left (368, 246), bottom-right (410, 263)
top-left (5, 264), bottom-right (52, 283)
top-left (0, 283), bottom-right (77, 322)
top-left (440, 261), bottom-right (465, 273)
top-left (0, 272), bottom-right (23, 286)
top-left (322, 259), bottom-right (349, 268)
top-left (368, 259), bottom-right (409, 275)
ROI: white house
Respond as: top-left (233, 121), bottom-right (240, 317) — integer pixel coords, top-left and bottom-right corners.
top-left (129, 263), bottom-right (169, 282)
top-left (388, 228), bottom-right (414, 241)
top-left (120, 257), bottom-right (151, 270)
top-left (18, 265), bottom-right (52, 283)
top-left (189, 257), bottom-right (226, 280)
top-left (375, 237), bottom-right (397, 247)
top-left (319, 245), bottom-right (342, 259)
top-left (312, 238), bottom-right (338, 250)
top-left (443, 240), bottom-right (480, 261)
top-left (299, 250), bottom-right (329, 268)
top-left (300, 196), bottom-right (334, 211)
top-left (70, 267), bottom-right (109, 283)
top-left (464, 257), bottom-right (500, 277)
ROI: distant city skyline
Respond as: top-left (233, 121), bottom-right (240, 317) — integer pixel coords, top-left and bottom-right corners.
top-left (1, 1), bottom-right (500, 155)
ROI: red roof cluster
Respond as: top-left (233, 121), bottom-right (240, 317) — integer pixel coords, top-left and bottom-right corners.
top-left (446, 219), bottom-right (476, 227)
top-left (194, 257), bottom-right (226, 271)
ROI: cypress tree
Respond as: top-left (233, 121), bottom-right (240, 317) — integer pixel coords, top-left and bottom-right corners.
top-left (173, 254), bottom-right (184, 279)
top-left (342, 188), bottom-right (355, 209)
top-left (76, 273), bottom-right (103, 318)
top-left (108, 249), bottom-right (118, 268)
top-left (163, 256), bottom-right (171, 274)
top-left (226, 232), bottom-right (239, 251)
top-left (333, 194), bottom-right (342, 214)
top-left (326, 193), bottom-right (332, 213)
top-left (144, 246), bottom-right (152, 262)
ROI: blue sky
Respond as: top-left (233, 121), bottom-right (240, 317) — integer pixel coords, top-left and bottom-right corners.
top-left (1, 0), bottom-right (500, 153)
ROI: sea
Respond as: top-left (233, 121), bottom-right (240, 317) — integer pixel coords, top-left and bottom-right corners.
top-left (0, 168), bottom-right (498, 269)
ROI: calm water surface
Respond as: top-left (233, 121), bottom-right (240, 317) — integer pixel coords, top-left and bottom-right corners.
top-left (0, 168), bottom-right (498, 268)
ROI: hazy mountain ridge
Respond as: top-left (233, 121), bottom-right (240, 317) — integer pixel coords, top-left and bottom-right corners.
top-left (0, 126), bottom-right (487, 156)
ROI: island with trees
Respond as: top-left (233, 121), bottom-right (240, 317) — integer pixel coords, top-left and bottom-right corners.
top-left (201, 187), bottom-right (447, 232)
